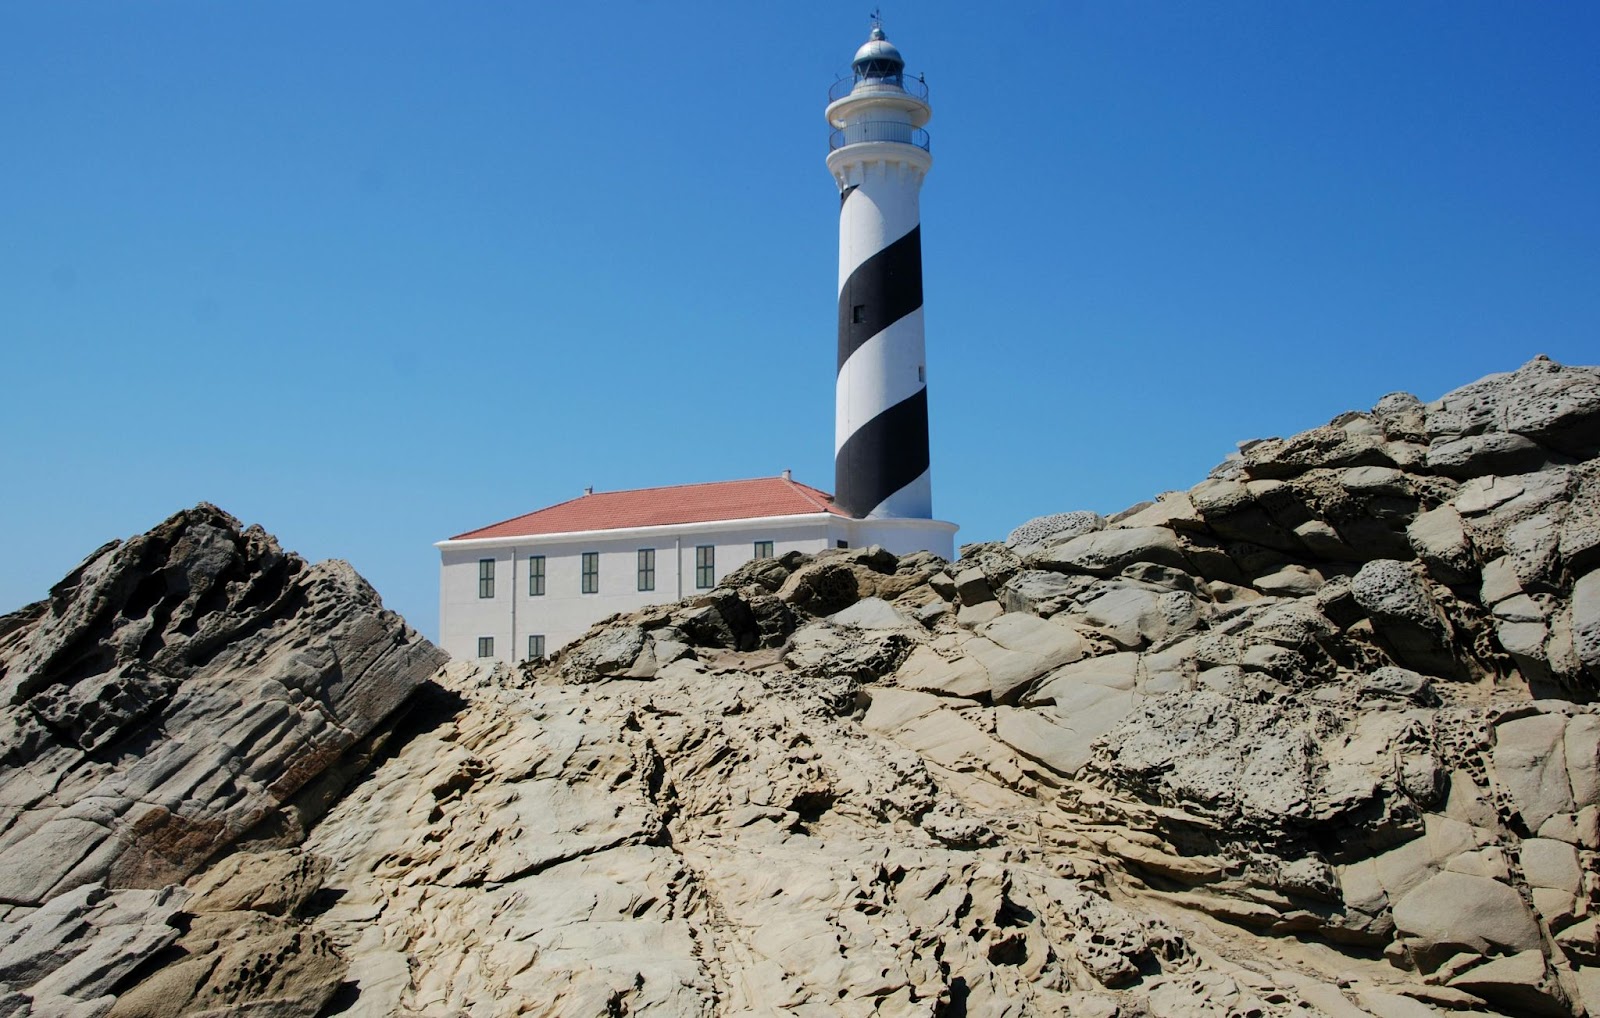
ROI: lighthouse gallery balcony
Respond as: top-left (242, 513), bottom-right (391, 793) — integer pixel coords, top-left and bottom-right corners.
top-left (828, 121), bottom-right (931, 152)
top-left (828, 74), bottom-right (929, 103)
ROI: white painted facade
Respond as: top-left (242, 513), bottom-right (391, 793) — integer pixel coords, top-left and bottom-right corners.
top-left (436, 512), bottom-right (956, 663)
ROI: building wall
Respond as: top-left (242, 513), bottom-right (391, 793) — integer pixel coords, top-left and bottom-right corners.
top-left (439, 518), bottom-right (836, 662)
top-left (846, 517), bottom-right (957, 560)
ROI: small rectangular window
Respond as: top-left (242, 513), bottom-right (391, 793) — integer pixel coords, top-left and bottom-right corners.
top-left (754, 540), bottom-right (774, 560)
top-left (695, 545), bottom-right (715, 589)
top-left (528, 634), bottom-right (545, 660)
top-left (918, 364), bottom-right (925, 383)
top-left (477, 636), bottom-right (494, 658)
top-left (836, 540), bottom-right (849, 549)
top-left (581, 552), bottom-right (599, 594)
top-left (478, 558), bottom-right (495, 598)
top-left (528, 555), bottom-right (545, 596)
top-left (851, 304), bottom-right (866, 324)
top-left (637, 548), bottom-right (655, 591)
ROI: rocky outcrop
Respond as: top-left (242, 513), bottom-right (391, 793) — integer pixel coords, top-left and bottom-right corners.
top-left (7, 357), bottom-right (1600, 1017)
top-left (0, 504), bottom-right (445, 1016)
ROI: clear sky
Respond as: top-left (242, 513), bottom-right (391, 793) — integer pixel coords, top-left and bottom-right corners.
top-left (3, 2), bottom-right (1596, 640)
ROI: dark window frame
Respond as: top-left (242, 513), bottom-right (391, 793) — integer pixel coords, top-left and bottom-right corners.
top-left (477, 636), bottom-right (494, 658)
top-left (695, 545), bottom-right (715, 589)
top-left (528, 634), bottom-right (545, 660)
top-left (478, 558), bottom-right (495, 599)
top-left (754, 540), bottom-right (774, 560)
top-left (581, 551), bottom-right (599, 594)
top-left (528, 555), bottom-right (545, 596)
top-left (637, 548), bottom-right (655, 591)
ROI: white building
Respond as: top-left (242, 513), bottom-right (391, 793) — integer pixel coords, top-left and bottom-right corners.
top-left (436, 474), bottom-right (956, 660)
top-left (437, 22), bottom-right (958, 664)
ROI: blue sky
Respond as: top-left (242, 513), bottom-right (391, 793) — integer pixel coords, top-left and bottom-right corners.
top-left (3, 2), bottom-right (1596, 640)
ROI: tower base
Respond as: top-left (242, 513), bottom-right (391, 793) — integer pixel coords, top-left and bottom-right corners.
top-left (840, 516), bottom-right (958, 561)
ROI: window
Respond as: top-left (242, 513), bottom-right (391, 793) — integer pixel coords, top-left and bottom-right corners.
top-left (754, 540), bottom-right (774, 560)
top-left (836, 540), bottom-right (849, 549)
top-left (528, 555), bottom-right (545, 596)
top-left (528, 634), bottom-right (545, 660)
top-left (918, 364), bottom-right (925, 383)
top-left (581, 552), bottom-right (599, 594)
top-left (478, 559), bottom-right (495, 598)
top-left (637, 549), bottom-right (655, 591)
top-left (851, 304), bottom-right (866, 324)
top-left (695, 545), bottom-right (715, 589)
top-left (477, 636), bottom-right (494, 658)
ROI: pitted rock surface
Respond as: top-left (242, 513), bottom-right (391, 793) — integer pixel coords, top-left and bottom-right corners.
top-left (7, 358), bottom-right (1600, 1017)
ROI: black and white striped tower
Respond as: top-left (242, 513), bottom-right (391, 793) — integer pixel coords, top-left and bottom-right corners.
top-left (827, 21), bottom-right (934, 520)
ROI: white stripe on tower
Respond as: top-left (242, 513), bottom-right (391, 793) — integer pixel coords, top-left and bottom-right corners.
top-left (826, 22), bottom-right (934, 520)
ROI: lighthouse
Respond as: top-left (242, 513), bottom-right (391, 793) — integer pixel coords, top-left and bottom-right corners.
top-left (828, 21), bottom-right (936, 521)
top-left (433, 23), bottom-right (960, 665)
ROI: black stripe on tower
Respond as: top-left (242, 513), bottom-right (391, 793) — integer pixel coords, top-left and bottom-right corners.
top-left (836, 225), bottom-right (923, 371)
top-left (835, 389), bottom-right (930, 518)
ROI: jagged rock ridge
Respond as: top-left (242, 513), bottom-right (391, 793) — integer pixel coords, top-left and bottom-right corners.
top-left (0, 504), bottom-right (445, 1016)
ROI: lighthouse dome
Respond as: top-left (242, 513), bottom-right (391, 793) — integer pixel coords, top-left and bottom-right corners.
top-left (852, 26), bottom-right (905, 80)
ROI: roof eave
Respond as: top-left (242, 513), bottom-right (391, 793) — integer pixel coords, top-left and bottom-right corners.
top-left (436, 510), bottom-right (843, 550)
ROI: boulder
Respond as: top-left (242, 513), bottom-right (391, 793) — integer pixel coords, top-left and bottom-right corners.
top-left (1109, 492), bottom-right (1204, 532)
top-left (1426, 356), bottom-right (1600, 458)
top-left (828, 597), bottom-right (918, 630)
top-left (1005, 511), bottom-right (1104, 556)
top-left (1252, 565), bottom-right (1324, 597)
top-left (1032, 527), bottom-right (1191, 578)
top-left (893, 645), bottom-right (991, 699)
top-left (1573, 569), bottom-right (1600, 676)
top-left (969, 614), bottom-right (1088, 702)
top-left (559, 625), bottom-right (648, 681)
top-left (1406, 506), bottom-right (1475, 585)
top-left (1351, 559), bottom-right (1457, 676)
top-left (1188, 479), bottom-right (1298, 552)
top-left (1564, 713), bottom-right (1600, 808)
top-left (1520, 837), bottom-right (1582, 894)
top-left (1560, 465), bottom-right (1600, 574)
top-left (778, 555), bottom-right (881, 616)
top-left (1446, 950), bottom-right (1569, 1018)
top-left (1240, 419), bottom-right (1396, 480)
top-left (781, 621), bottom-right (913, 683)
top-left (1356, 667), bottom-right (1437, 706)
top-left (1392, 871), bottom-right (1541, 959)
top-left (998, 570), bottom-right (1087, 617)
top-left (1424, 432), bottom-right (1549, 479)
top-left (1493, 713), bottom-right (1575, 832)
top-left (1503, 511), bottom-right (1564, 593)
top-left (953, 566), bottom-right (994, 606)
top-left (1078, 585), bottom-right (1201, 649)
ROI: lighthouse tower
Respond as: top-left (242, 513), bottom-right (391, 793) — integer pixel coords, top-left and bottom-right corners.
top-left (828, 21), bottom-right (936, 522)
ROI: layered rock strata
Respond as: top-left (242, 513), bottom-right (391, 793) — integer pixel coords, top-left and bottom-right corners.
top-left (0, 505), bottom-right (445, 1016)
top-left (6, 356), bottom-right (1600, 1016)
top-left (297, 357), bottom-right (1600, 1016)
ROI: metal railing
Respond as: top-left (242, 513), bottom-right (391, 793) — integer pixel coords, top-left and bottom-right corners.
top-left (828, 74), bottom-right (930, 103)
top-left (829, 121), bottom-right (931, 152)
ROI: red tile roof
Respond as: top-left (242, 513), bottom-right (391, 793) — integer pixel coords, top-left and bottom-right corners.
top-left (448, 476), bottom-right (849, 540)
